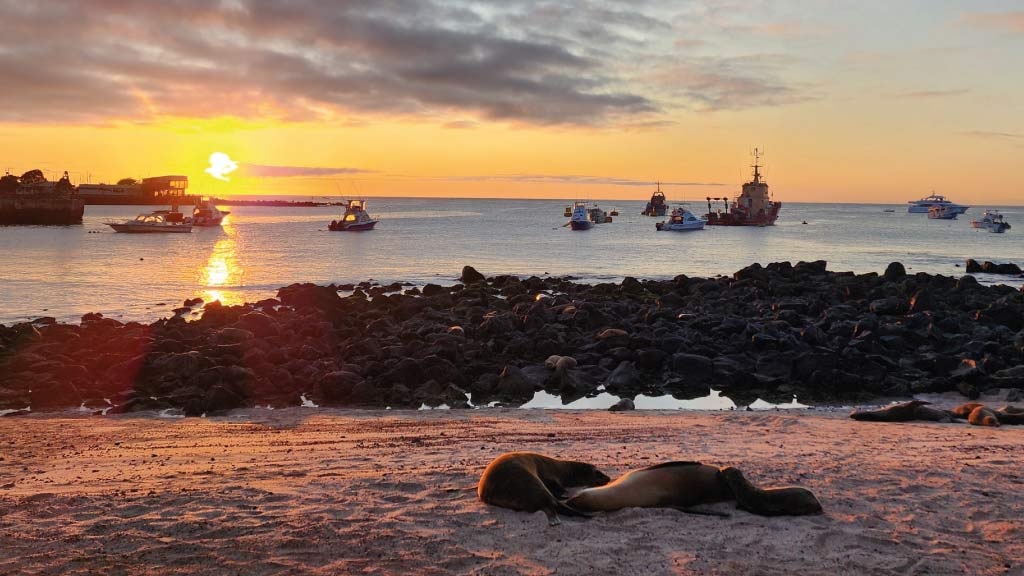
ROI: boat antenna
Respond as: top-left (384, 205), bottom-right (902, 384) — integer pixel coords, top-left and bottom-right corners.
top-left (752, 147), bottom-right (762, 184)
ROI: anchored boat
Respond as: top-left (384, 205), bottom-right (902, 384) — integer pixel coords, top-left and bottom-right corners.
top-left (908, 193), bottom-right (968, 215)
top-left (656, 206), bottom-right (706, 231)
top-left (190, 197), bottom-right (230, 226)
top-left (641, 183), bottom-right (668, 216)
top-left (329, 199), bottom-right (378, 231)
top-left (107, 209), bottom-right (193, 233)
top-left (927, 205), bottom-right (959, 220)
top-left (704, 149), bottom-right (781, 226)
top-left (971, 210), bottom-right (1011, 233)
top-left (569, 201), bottom-right (593, 230)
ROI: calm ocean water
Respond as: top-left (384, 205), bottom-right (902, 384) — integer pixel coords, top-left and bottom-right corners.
top-left (1, 198), bottom-right (1021, 324)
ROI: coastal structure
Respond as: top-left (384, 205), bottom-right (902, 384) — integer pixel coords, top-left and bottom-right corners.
top-left (705, 149), bottom-right (781, 226)
top-left (0, 170), bottom-right (85, 225)
top-left (78, 175), bottom-right (196, 205)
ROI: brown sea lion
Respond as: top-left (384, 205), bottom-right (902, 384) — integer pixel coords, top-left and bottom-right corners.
top-left (951, 402), bottom-right (985, 419)
top-left (968, 405), bottom-right (1001, 427)
top-left (850, 400), bottom-right (948, 422)
top-left (566, 462), bottom-right (732, 514)
top-left (478, 452), bottom-right (610, 525)
top-left (719, 467), bottom-right (824, 516)
top-left (566, 462), bottom-right (823, 517)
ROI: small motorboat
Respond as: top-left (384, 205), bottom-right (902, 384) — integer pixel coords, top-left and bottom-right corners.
top-left (329, 199), bottom-right (378, 231)
top-left (190, 198), bottom-right (230, 226)
top-left (927, 205), bottom-right (958, 220)
top-left (609, 208), bottom-right (619, 216)
top-left (563, 204), bottom-right (572, 217)
top-left (569, 201), bottom-right (592, 230)
top-left (656, 206), bottom-right (706, 231)
top-left (971, 210), bottom-right (1011, 233)
top-left (589, 205), bottom-right (611, 224)
top-left (107, 210), bottom-right (193, 233)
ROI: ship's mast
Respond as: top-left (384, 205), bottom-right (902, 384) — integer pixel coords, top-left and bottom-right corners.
top-left (751, 148), bottom-right (762, 184)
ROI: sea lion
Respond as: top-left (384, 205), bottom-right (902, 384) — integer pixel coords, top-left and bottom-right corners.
top-left (850, 400), bottom-right (945, 422)
top-left (968, 405), bottom-right (1001, 427)
top-left (478, 452), bottom-right (610, 525)
top-left (566, 462), bottom-right (732, 514)
top-left (566, 462), bottom-right (823, 517)
top-left (951, 402), bottom-right (985, 419)
top-left (718, 467), bottom-right (824, 516)
top-left (996, 405), bottom-right (1024, 425)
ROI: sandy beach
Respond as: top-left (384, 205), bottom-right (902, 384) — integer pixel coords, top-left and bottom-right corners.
top-left (1, 408), bottom-right (1021, 575)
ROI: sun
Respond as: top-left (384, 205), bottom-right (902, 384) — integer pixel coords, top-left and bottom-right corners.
top-left (205, 152), bottom-right (239, 181)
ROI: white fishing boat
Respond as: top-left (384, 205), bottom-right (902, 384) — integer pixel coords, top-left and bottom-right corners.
top-left (927, 205), bottom-right (958, 220)
top-left (908, 193), bottom-right (968, 214)
top-left (569, 201), bottom-right (592, 230)
top-left (107, 210), bottom-right (193, 233)
top-left (328, 199), bottom-right (378, 231)
top-left (189, 198), bottom-right (230, 226)
top-left (971, 210), bottom-right (1011, 233)
top-left (656, 206), bottom-right (706, 231)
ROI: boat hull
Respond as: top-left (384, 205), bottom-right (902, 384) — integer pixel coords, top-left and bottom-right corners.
top-left (570, 220), bottom-right (593, 230)
top-left (704, 204), bottom-right (781, 226)
top-left (909, 204), bottom-right (968, 214)
top-left (657, 221), bottom-right (705, 231)
top-left (329, 219), bottom-right (378, 231)
top-left (108, 224), bottom-right (192, 233)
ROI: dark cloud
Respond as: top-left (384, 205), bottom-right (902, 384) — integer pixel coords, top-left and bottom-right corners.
top-left (448, 174), bottom-right (724, 187)
top-left (887, 89), bottom-right (970, 99)
top-left (960, 11), bottom-right (1024, 33)
top-left (0, 0), bottom-right (662, 125)
top-left (239, 164), bottom-right (375, 178)
top-left (959, 130), bottom-right (1023, 142)
top-left (654, 55), bottom-right (817, 111)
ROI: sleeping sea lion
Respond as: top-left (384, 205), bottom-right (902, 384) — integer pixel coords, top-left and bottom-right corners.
top-left (478, 452), bottom-right (610, 525)
top-left (968, 405), bottom-right (1000, 427)
top-left (566, 462), bottom-right (731, 514)
top-left (718, 467), bottom-right (823, 516)
top-left (850, 400), bottom-right (948, 422)
top-left (566, 462), bottom-right (823, 517)
top-left (996, 405), bottom-right (1024, 425)
top-left (951, 402), bottom-right (985, 419)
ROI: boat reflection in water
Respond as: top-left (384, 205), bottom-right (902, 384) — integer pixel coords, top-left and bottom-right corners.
top-left (199, 221), bottom-right (245, 306)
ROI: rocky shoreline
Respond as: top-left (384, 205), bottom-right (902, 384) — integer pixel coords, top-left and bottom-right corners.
top-left (2, 261), bottom-right (1023, 416)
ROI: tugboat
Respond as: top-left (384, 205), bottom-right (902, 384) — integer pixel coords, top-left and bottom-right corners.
top-left (928, 205), bottom-right (958, 220)
top-left (641, 183), bottom-right (668, 216)
top-left (907, 193), bottom-right (968, 214)
top-left (704, 149), bottom-right (781, 226)
top-left (329, 199), bottom-right (378, 231)
top-left (656, 206), bottom-right (706, 231)
top-left (569, 201), bottom-right (592, 230)
top-left (971, 210), bottom-right (1011, 233)
top-left (189, 197), bottom-right (230, 226)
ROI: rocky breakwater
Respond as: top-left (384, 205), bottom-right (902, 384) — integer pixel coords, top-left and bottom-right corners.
top-left (2, 262), bottom-right (1024, 415)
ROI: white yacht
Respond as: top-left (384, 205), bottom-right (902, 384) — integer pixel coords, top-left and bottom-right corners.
top-left (971, 210), bottom-right (1011, 233)
top-left (656, 206), bottom-right (706, 231)
top-left (907, 193), bottom-right (969, 214)
top-left (107, 210), bottom-right (193, 233)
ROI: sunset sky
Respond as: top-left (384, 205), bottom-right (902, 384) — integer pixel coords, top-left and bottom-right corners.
top-left (0, 1), bottom-right (1021, 203)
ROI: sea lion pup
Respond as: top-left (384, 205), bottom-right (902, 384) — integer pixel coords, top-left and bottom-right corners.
top-left (967, 405), bottom-right (1001, 427)
top-left (718, 467), bottom-right (824, 516)
top-left (478, 452), bottom-right (610, 525)
top-left (850, 400), bottom-right (944, 422)
top-left (565, 462), bottom-right (733, 515)
top-left (951, 402), bottom-right (985, 419)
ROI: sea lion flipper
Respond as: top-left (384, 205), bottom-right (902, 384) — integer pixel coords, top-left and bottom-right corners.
top-left (554, 500), bottom-right (595, 519)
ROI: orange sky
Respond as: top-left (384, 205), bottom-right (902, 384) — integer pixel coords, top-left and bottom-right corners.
top-left (1, 2), bottom-right (1021, 205)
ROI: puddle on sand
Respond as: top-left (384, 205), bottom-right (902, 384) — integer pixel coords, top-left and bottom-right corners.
top-left (418, 390), bottom-right (811, 411)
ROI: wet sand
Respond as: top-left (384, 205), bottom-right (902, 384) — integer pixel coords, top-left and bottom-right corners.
top-left (1, 409), bottom-right (1021, 575)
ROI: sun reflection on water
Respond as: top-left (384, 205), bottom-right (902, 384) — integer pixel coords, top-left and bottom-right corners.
top-left (199, 219), bottom-right (245, 306)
